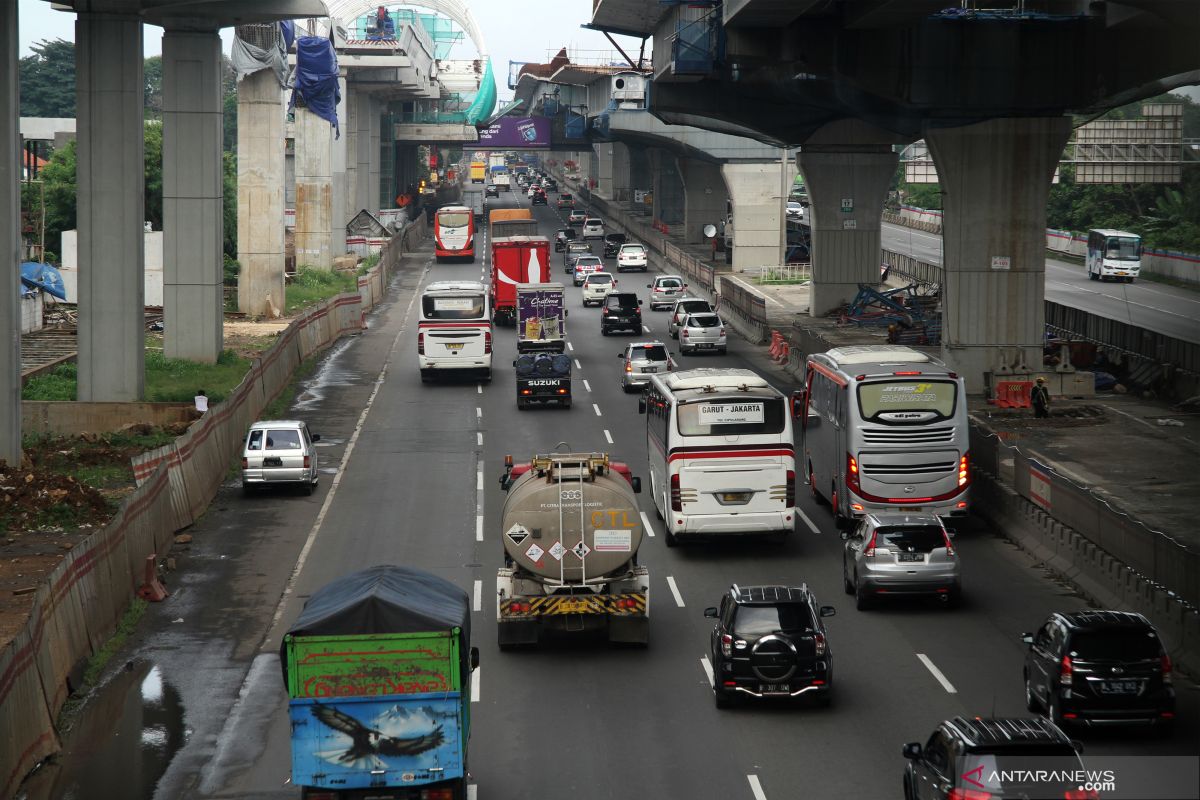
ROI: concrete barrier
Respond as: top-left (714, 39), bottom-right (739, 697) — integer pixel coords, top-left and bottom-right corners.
top-left (22, 402), bottom-right (197, 436)
top-left (0, 236), bottom-right (435, 796)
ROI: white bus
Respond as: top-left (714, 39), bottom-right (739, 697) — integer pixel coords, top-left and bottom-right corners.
top-left (639, 369), bottom-right (798, 546)
top-left (799, 346), bottom-right (969, 528)
top-left (1085, 228), bottom-right (1141, 283)
top-left (418, 281), bottom-right (492, 382)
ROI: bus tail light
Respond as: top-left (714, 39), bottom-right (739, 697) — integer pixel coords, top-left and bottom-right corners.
top-left (417, 332), bottom-right (425, 355)
top-left (785, 470), bottom-right (795, 506)
top-left (484, 331), bottom-right (492, 354)
top-left (958, 452), bottom-right (970, 487)
top-left (670, 474), bottom-right (682, 512)
top-left (845, 453), bottom-right (860, 493)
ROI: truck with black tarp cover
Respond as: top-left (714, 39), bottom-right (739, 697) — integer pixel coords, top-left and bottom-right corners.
top-left (282, 565), bottom-right (478, 800)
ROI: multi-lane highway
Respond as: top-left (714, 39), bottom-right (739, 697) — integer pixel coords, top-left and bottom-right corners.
top-left (880, 223), bottom-right (1200, 345)
top-left (28, 185), bottom-right (1197, 800)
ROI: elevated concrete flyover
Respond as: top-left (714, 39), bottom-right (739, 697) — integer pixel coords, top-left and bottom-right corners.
top-left (590, 0), bottom-right (1200, 391)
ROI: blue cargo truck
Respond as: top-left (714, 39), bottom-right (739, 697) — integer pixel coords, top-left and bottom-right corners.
top-left (282, 566), bottom-right (478, 800)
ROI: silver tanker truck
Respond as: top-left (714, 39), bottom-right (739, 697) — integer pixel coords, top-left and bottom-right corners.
top-left (496, 451), bottom-right (650, 648)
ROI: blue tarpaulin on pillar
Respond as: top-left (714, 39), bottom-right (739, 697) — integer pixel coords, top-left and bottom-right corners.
top-left (20, 262), bottom-right (66, 300)
top-left (291, 36), bottom-right (341, 137)
top-left (279, 21), bottom-right (296, 50)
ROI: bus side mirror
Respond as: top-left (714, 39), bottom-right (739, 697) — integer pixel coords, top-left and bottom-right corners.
top-left (638, 397), bottom-right (646, 414)
top-left (631, 476), bottom-right (642, 494)
top-left (791, 390), bottom-right (807, 418)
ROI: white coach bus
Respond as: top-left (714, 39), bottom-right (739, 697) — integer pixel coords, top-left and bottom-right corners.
top-left (639, 369), bottom-right (798, 546)
top-left (798, 346), bottom-right (970, 528)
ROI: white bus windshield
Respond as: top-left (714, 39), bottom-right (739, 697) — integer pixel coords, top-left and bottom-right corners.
top-left (1104, 237), bottom-right (1139, 261)
top-left (857, 380), bottom-right (957, 421)
top-left (423, 294), bottom-right (484, 320)
top-left (437, 211), bottom-right (470, 229)
top-left (677, 398), bottom-right (785, 436)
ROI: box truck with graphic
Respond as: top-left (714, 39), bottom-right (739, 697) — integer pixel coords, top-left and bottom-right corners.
top-left (489, 236), bottom-right (549, 326)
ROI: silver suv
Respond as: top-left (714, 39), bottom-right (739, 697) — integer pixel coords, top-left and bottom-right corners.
top-left (842, 513), bottom-right (961, 609)
top-left (678, 313), bottom-right (726, 355)
top-left (618, 341), bottom-right (673, 392)
top-left (241, 420), bottom-right (321, 496)
top-left (667, 298), bottom-right (714, 338)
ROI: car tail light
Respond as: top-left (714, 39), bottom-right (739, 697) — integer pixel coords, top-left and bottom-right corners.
top-left (417, 331), bottom-right (425, 355)
top-left (303, 455), bottom-right (311, 468)
top-left (484, 331), bottom-right (492, 354)
top-left (721, 633), bottom-right (733, 657)
top-left (719, 327), bottom-right (725, 336)
top-left (846, 453), bottom-right (860, 493)
top-left (814, 632), bottom-right (826, 656)
top-left (958, 452), bottom-right (970, 487)
top-left (943, 526), bottom-right (955, 557)
top-left (863, 531), bottom-right (877, 558)
top-left (1063, 790), bottom-right (1099, 800)
top-left (241, 457), bottom-right (248, 469)
top-left (785, 469), bottom-right (795, 506)
top-left (1060, 655), bottom-right (1073, 686)
top-left (947, 790), bottom-right (991, 800)
top-left (681, 328), bottom-right (689, 338)
top-left (1162, 654), bottom-right (1173, 684)
top-left (670, 474), bottom-right (682, 512)
top-left (420, 789), bottom-right (455, 800)
top-left (625, 360), bottom-right (632, 373)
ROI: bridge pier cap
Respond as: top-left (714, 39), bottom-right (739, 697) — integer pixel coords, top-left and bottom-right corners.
top-left (926, 116), bottom-right (1073, 394)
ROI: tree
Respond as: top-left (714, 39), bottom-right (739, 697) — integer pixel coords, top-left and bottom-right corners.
top-left (19, 39), bottom-right (76, 117)
top-left (144, 55), bottom-right (164, 118)
top-left (144, 122), bottom-right (164, 231)
top-left (223, 151), bottom-right (238, 257)
top-left (39, 140), bottom-right (78, 258)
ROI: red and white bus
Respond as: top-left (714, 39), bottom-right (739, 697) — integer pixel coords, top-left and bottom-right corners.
top-left (640, 369), bottom-right (798, 546)
top-left (434, 205), bottom-right (475, 263)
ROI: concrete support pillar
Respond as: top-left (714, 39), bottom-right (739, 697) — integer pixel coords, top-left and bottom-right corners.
top-left (650, 149), bottom-right (684, 227)
top-left (236, 68), bottom-right (285, 316)
top-left (162, 29), bottom-right (223, 362)
top-left (595, 141), bottom-right (632, 201)
top-left (76, 13), bottom-right (144, 401)
top-left (346, 87), bottom-right (359, 217)
top-left (294, 104), bottom-right (335, 269)
top-left (799, 122), bottom-right (898, 315)
top-left (677, 157), bottom-right (726, 244)
top-left (369, 100), bottom-right (382, 211)
top-left (927, 117), bottom-right (1073, 392)
top-left (330, 74), bottom-right (348, 257)
top-left (720, 161), bottom-right (785, 271)
top-left (1, 0), bottom-right (20, 465)
top-left (348, 91), bottom-right (372, 215)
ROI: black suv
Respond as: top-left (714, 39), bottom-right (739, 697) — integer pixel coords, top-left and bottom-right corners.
top-left (903, 717), bottom-right (1087, 800)
top-left (602, 232), bottom-right (628, 258)
top-left (601, 292), bottom-right (643, 335)
top-left (1022, 610), bottom-right (1175, 730)
top-left (704, 584), bottom-right (835, 709)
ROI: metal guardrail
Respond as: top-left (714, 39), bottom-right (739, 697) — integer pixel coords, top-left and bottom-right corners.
top-left (971, 419), bottom-right (1198, 608)
top-left (741, 263), bottom-right (812, 284)
top-left (1045, 301), bottom-right (1198, 374)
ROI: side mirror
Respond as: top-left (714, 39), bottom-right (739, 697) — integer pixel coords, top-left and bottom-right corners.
top-left (564, 309), bottom-right (569, 317)
top-left (638, 299), bottom-right (643, 305)
top-left (790, 389), bottom-right (807, 419)
top-left (311, 434), bottom-right (321, 442)
top-left (512, 360), bottom-right (518, 367)
top-left (470, 646), bottom-right (480, 671)
top-left (617, 353), bottom-right (625, 359)
top-left (638, 397), bottom-right (646, 414)
top-left (902, 743), bottom-right (922, 760)
top-left (703, 607), bottom-right (718, 618)
top-left (1020, 632), bottom-right (1034, 645)
top-left (819, 606), bottom-right (836, 618)
top-left (840, 531), bottom-right (850, 541)
top-left (631, 476), bottom-right (642, 494)
top-left (646, 284), bottom-right (652, 288)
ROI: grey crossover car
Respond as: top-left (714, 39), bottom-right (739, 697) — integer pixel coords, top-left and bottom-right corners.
top-left (842, 513), bottom-right (960, 609)
top-left (241, 420), bottom-right (320, 496)
top-left (618, 341), bottom-right (673, 392)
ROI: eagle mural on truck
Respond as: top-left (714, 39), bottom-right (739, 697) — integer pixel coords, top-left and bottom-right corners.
top-left (311, 703), bottom-right (447, 768)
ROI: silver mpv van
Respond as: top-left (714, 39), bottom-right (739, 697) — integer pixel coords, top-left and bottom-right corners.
top-left (241, 420), bottom-right (320, 496)
top-left (841, 512), bottom-right (961, 609)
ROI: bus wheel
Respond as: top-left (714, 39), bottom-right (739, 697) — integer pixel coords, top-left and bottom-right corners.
top-left (809, 468), bottom-right (825, 505)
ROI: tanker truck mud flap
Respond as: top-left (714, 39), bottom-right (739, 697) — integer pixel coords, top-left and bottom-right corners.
top-left (609, 566), bottom-right (651, 645)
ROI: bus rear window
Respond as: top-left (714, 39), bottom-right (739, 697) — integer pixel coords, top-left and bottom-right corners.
top-left (857, 380), bottom-right (957, 420)
top-left (437, 211), bottom-right (469, 228)
top-left (423, 295), bottom-right (485, 320)
top-left (677, 398), bottom-right (785, 436)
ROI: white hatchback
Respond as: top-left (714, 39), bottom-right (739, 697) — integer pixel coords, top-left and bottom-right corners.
top-left (581, 272), bottom-right (617, 306)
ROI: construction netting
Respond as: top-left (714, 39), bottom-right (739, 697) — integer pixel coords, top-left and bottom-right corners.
top-left (464, 59), bottom-right (497, 126)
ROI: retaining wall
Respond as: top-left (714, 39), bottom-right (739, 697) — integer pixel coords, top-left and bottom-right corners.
top-left (21, 402), bottom-right (197, 436)
top-left (0, 226), bottom-right (426, 797)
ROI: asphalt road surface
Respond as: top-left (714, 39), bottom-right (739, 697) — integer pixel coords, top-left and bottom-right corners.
top-left (880, 223), bottom-right (1200, 345)
top-left (27, 186), bottom-right (1198, 800)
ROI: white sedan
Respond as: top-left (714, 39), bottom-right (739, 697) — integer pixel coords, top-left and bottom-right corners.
top-left (581, 272), bottom-right (617, 306)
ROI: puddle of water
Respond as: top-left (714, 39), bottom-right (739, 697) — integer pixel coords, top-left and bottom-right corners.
top-left (318, 467), bottom-right (339, 475)
top-left (293, 340), bottom-right (364, 411)
top-left (17, 661), bottom-right (187, 800)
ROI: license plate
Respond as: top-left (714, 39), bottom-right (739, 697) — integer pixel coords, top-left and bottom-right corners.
top-left (264, 457), bottom-right (282, 467)
top-left (697, 343), bottom-right (713, 349)
top-left (898, 553), bottom-right (924, 562)
top-left (556, 598), bottom-right (588, 613)
top-left (1100, 680), bottom-right (1140, 695)
top-left (445, 343), bottom-right (464, 351)
top-left (720, 492), bottom-right (749, 502)
top-left (642, 367), bottom-right (658, 373)
top-left (761, 683), bottom-right (790, 694)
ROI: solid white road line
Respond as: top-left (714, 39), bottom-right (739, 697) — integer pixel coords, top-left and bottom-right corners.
top-left (593, 403), bottom-right (602, 417)
top-left (583, 379), bottom-right (592, 392)
top-left (796, 506), bottom-right (820, 535)
top-left (701, 656), bottom-right (714, 688)
top-left (666, 576), bottom-right (685, 608)
top-left (640, 511), bottom-right (655, 537)
top-left (567, 341), bottom-right (574, 351)
top-left (476, 515), bottom-right (484, 542)
top-left (473, 580), bottom-right (482, 611)
top-left (604, 429), bottom-right (613, 444)
top-left (574, 358), bottom-right (581, 369)
top-left (471, 668), bottom-right (480, 703)
top-left (267, 258), bottom-right (428, 633)
top-left (747, 775), bottom-right (768, 800)
top-left (917, 653), bottom-right (958, 694)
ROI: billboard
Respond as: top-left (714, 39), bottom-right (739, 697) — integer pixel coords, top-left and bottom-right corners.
top-left (476, 117), bottom-right (551, 148)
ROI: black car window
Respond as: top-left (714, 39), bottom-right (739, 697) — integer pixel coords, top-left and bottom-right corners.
top-left (923, 731), bottom-right (950, 775)
top-left (607, 294), bottom-right (638, 310)
top-left (1034, 623), bottom-right (1052, 650)
top-left (874, 525), bottom-right (946, 553)
top-left (1070, 629), bottom-right (1161, 660)
top-left (629, 344), bottom-right (667, 362)
top-left (732, 604), bottom-right (814, 637)
top-left (688, 315), bottom-right (720, 328)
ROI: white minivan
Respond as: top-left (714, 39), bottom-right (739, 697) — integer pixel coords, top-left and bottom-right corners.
top-left (582, 218), bottom-right (605, 240)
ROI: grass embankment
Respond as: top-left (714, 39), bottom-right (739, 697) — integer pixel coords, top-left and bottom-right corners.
top-left (22, 349), bottom-right (254, 403)
top-left (284, 266), bottom-right (359, 315)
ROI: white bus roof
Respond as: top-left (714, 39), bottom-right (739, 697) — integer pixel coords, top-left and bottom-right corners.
top-left (1091, 229), bottom-right (1140, 238)
top-left (425, 281), bottom-right (486, 292)
top-left (661, 368), bottom-right (771, 393)
top-left (436, 205), bottom-right (471, 213)
top-left (821, 346), bottom-right (935, 367)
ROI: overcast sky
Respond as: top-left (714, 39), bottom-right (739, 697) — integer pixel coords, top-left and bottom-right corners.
top-left (16, 0), bottom-right (635, 101)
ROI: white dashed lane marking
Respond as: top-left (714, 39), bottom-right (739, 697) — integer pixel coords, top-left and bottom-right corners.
top-left (640, 511), bottom-right (655, 537)
top-left (583, 379), bottom-right (592, 392)
top-left (603, 429), bottom-right (613, 444)
top-left (917, 653), bottom-right (958, 694)
top-left (593, 403), bottom-right (602, 417)
top-left (666, 576), bottom-right (685, 607)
